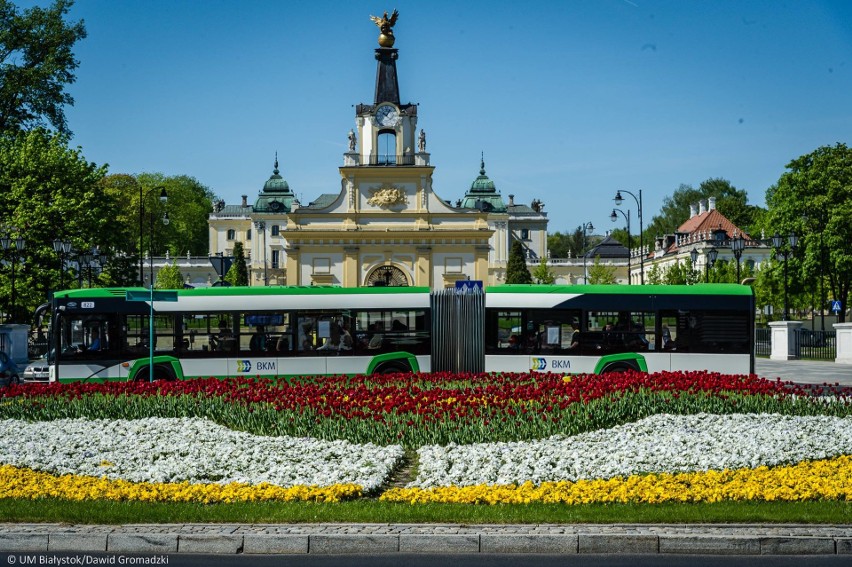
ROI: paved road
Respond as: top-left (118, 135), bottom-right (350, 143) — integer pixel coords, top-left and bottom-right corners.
top-left (755, 358), bottom-right (852, 386)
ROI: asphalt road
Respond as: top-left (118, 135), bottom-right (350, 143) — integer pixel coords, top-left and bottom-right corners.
top-left (3, 553), bottom-right (851, 567)
top-left (755, 358), bottom-right (852, 386)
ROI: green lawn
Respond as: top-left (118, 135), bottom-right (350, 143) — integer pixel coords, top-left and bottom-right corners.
top-left (2, 498), bottom-right (851, 525)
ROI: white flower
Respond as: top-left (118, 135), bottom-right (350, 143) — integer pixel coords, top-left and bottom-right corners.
top-left (0, 417), bottom-right (403, 491)
top-left (409, 413), bottom-right (852, 488)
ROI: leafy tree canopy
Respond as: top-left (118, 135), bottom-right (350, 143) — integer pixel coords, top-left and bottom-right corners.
top-left (644, 178), bottom-right (762, 240)
top-left (155, 261), bottom-right (184, 289)
top-left (0, 0), bottom-right (86, 135)
top-left (763, 143), bottom-right (852, 322)
top-left (587, 256), bottom-right (617, 285)
top-left (225, 241), bottom-right (249, 286)
top-left (0, 128), bottom-right (108, 322)
top-left (506, 240), bottom-right (532, 284)
top-left (531, 258), bottom-right (555, 284)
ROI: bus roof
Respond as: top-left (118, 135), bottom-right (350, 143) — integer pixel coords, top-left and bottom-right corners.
top-left (488, 284), bottom-right (754, 296)
top-left (53, 286), bottom-right (433, 300)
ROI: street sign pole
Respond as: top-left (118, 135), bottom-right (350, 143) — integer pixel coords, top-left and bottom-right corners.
top-left (126, 289), bottom-right (178, 382)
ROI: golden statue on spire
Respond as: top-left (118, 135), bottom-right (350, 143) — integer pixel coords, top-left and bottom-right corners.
top-left (370, 9), bottom-right (399, 47)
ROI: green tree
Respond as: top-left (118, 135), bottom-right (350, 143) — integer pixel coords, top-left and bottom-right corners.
top-left (0, 0), bottom-right (86, 135)
top-left (587, 256), bottom-right (617, 284)
top-left (764, 143), bottom-right (852, 323)
top-left (99, 174), bottom-right (142, 286)
top-left (155, 261), bottom-right (184, 289)
top-left (644, 178), bottom-right (762, 241)
top-left (0, 129), bottom-right (108, 321)
top-left (506, 240), bottom-right (532, 284)
top-left (531, 258), bottom-right (555, 284)
top-left (225, 241), bottom-right (249, 286)
top-left (546, 232), bottom-right (572, 258)
top-left (136, 173), bottom-right (215, 257)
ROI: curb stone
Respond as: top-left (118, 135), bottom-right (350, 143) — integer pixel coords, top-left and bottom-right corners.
top-left (2, 524), bottom-right (852, 555)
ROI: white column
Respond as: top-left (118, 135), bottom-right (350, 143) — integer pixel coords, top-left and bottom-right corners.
top-left (769, 321), bottom-right (803, 361)
top-left (834, 323), bottom-right (852, 365)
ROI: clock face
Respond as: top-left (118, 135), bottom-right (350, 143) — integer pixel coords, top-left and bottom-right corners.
top-left (376, 105), bottom-right (399, 127)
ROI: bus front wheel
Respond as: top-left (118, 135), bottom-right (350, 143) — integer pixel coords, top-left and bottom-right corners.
top-left (601, 361), bottom-right (638, 374)
top-left (374, 361), bottom-right (409, 375)
top-left (134, 365), bottom-right (175, 382)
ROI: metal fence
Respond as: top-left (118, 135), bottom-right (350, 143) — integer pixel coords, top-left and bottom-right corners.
top-left (795, 329), bottom-right (836, 360)
top-left (754, 327), bottom-right (836, 360)
top-left (755, 328), bottom-right (771, 358)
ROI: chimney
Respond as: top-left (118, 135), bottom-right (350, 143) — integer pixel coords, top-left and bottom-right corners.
top-left (698, 200), bottom-right (707, 215)
top-left (241, 195), bottom-right (248, 208)
top-left (708, 196), bottom-right (716, 210)
top-left (689, 203), bottom-right (698, 218)
top-left (508, 194), bottom-right (515, 206)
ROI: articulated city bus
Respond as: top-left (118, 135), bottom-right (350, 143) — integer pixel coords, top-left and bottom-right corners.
top-left (32, 284), bottom-right (753, 383)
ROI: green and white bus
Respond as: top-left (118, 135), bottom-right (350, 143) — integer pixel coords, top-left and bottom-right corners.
top-left (34, 283), bottom-right (754, 383)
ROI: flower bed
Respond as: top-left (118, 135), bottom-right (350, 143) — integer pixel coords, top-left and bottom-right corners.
top-left (1, 371), bottom-right (851, 505)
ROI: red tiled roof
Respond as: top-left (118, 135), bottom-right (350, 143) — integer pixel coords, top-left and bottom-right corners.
top-left (677, 209), bottom-right (746, 240)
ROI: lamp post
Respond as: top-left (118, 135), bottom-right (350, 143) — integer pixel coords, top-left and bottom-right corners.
top-left (581, 221), bottom-right (594, 284)
top-left (706, 247), bottom-right (718, 283)
top-left (0, 235), bottom-right (25, 323)
top-left (52, 239), bottom-right (73, 291)
top-left (731, 234), bottom-right (745, 283)
top-left (610, 208), bottom-right (631, 284)
top-left (76, 247), bottom-right (103, 288)
top-left (772, 231), bottom-right (798, 321)
top-left (139, 186), bottom-right (168, 286)
top-left (614, 189), bottom-right (644, 284)
top-left (254, 220), bottom-right (268, 286)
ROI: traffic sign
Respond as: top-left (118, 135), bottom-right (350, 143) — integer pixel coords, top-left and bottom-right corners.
top-left (455, 280), bottom-right (483, 292)
top-left (830, 300), bottom-right (842, 314)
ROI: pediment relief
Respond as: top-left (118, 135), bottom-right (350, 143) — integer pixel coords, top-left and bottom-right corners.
top-left (367, 184), bottom-right (408, 208)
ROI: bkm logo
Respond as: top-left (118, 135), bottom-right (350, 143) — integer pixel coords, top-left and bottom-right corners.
top-left (531, 358), bottom-right (547, 371)
top-left (237, 360), bottom-right (252, 373)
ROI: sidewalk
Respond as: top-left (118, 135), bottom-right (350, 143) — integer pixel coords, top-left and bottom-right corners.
top-left (2, 523), bottom-right (852, 555)
top-left (755, 358), bottom-right (852, 386)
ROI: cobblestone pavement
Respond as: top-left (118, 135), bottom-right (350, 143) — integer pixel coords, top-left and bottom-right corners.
top-left (755, 359), bottom-right (852, 386)
top-left (2, 523), bottom-right (852, 555)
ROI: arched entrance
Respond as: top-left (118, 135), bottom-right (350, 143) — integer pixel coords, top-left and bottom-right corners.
top-left (366, 265), bottom-right (409, 287)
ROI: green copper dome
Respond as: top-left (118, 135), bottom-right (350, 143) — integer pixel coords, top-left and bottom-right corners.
top-left (254, 154), bottom-right (295, 213)
top-left (459, 155), bottom-right (506, 212)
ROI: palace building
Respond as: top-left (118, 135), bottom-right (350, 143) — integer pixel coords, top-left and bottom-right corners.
top-left (208, 16), bottom-right (549, 289)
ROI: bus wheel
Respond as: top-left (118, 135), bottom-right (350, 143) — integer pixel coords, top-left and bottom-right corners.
top-left (135, 366), bottom-right (176, 382)
top-left (375, 361), bottom-right (409, 375)
top-left (601, 362), bottom-right (637, 374)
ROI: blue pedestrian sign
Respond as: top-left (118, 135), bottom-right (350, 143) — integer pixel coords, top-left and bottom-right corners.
top-left (830, 300), bottom-right (842, 314)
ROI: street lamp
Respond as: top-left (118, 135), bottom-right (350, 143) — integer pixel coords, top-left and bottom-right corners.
top-left (76, 247), bottom-right (103, 288)
top-left (148, 211), bottom-right (170, 290)
top-left (772, 231), bottom-right (798, 321)
top-left (52, 239), bottom-right (73, 290)
top-left (254, 220), bottom-right (268, 286)
top-left (581, 221), bottom-right (594, 284)
top-left (706, 247), bottom-right (718, 283)
top-left (730, 234), bottom-right (745, 283)
top-left (139, 186), bottom-right (168, 286)
top-left (0, 235), bottom-right (25, 323)
top-left (614, 189), bottom-right (644, 284)
top-left (610, 208), bottom-right (631, 284)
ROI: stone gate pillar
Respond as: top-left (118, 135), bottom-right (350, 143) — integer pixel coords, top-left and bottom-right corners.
top-left (769, 321), bottom-right (802, 361)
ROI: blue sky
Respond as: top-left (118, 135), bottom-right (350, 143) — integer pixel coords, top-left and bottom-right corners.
top-left (49, 0), bottom-right (852, 235)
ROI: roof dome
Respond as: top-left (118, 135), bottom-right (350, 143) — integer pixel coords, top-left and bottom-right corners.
top-left (254, 154), bottom-right (295, 213)
top-left (459, 154), bottom-right (506, 212)
top-left (470, 159), bottom-right (496, 192)
top-left (262, 155), bottom-right (291, 193)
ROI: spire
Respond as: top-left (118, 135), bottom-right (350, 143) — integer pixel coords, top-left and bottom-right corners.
top-left (374, 48), bottom-right (401, 105)
top-left (371, 10), bottom-right (401, 104)
top-left (480, 152), bottom-right (486, 176)
top-left (273, 152), bottom-right (279, 175)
